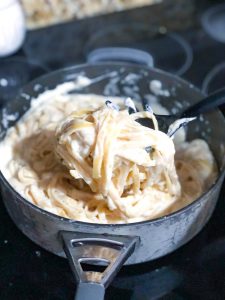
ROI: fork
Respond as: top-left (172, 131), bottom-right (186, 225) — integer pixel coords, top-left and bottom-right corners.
top-left (136, 87), bottom-right (225, 137)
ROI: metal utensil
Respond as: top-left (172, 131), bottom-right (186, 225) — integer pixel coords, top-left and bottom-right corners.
top-left (138, 87), bottom-right (225, 136)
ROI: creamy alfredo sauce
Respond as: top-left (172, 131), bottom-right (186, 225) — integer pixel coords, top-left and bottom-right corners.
top-left (0, 82), bottom-right (218, 223)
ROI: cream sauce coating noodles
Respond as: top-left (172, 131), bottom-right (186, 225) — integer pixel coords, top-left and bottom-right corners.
top-left (0, 90), bottom-right (218, 223)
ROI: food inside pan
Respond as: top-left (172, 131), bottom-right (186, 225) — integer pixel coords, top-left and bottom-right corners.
top-left (0, 80), bottom-right (218, 224)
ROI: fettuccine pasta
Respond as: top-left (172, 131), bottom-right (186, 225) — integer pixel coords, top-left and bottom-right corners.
top-left (0, 91), bottom-right (218, 223)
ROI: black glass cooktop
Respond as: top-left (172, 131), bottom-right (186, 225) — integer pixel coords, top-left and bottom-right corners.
top-left (1, 1), bottom-right (225, 299)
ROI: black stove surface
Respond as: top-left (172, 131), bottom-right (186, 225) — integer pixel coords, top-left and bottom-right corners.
top-left (1, 1), bottom-right (225, 299)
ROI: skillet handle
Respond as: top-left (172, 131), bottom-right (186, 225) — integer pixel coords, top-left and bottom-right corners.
top-left (87, 47), bottom-right (154, 67)
top-left (60, 231), bottom-right (139, 300)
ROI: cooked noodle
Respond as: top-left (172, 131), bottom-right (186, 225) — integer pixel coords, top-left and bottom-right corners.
top-left (0, 90), bottom-right (218, 223)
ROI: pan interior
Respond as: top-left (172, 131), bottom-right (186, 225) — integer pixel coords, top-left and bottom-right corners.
top-left (0, 63), bottom-right (225, 226)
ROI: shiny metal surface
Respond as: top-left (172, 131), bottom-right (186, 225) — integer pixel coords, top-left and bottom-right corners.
top-left (61, 231), bottom-right (138, 300)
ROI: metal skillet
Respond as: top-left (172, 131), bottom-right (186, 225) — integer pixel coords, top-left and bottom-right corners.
top-left (0, 63), bottom-right (225, 300)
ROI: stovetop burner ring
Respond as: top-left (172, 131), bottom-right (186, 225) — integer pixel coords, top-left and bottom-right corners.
top-left (202, 61), bottom-right (225, 94)
top-left (201, 3), bottom-right (225, 43)
top-left (84, 23), bottom-right (193, 76)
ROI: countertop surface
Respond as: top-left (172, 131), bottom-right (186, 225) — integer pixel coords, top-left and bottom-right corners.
top-left (1, 0), bottom-right (225, 299)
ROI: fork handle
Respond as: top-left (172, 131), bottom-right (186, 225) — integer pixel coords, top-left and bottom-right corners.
top-left (182, 87), bottom-right (225, 117)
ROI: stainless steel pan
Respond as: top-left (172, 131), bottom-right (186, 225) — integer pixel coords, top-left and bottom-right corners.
top-left (0, 63), bottom-right (225, 300)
